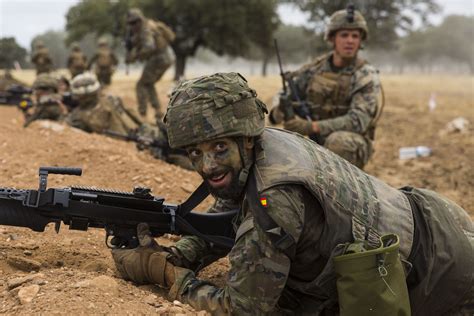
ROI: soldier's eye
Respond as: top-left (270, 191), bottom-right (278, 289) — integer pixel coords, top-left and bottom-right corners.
top-left (188, 149), bottom-right (202, 158)
top-left (215, 142), bottom-right (227, 153)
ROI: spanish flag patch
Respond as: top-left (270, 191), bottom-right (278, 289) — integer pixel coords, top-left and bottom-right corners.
top-left (260, 196), bottom-right (268, 207)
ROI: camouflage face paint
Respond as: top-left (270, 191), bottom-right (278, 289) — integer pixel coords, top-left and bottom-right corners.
top-left (187, 137), bottom-right (244, 199)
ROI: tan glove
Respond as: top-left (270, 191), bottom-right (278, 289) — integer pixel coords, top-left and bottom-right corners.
top-left (111, 223), bottom-right (176, 287)
top-left (283, 117), bottom-right (314, 136)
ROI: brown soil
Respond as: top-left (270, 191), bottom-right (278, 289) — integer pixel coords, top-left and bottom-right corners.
top-left (0, 71), bottom-right (472, 315)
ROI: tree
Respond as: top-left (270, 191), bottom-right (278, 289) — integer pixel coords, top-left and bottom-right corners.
top-left (65, 0), bottom-right (280, 79)
top-left (0, 37), bottom-right (28, 69)
top-left (290, 0), bottom-right (440, 49)
top-left (400, 15), bottom-right (474, 73)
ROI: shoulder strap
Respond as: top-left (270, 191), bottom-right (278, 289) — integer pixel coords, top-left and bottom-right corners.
top-left (245, 169), bottom-right (296, 258)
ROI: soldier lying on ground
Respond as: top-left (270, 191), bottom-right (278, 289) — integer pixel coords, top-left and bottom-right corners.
top-left (65, 72), bottom-right (192, 170)
top-left (270, 7), bottom-right (382, 169)
top-left (112, 73), bottom-right (473, 315)
top-left (23, 73), bottom-right (66, 127)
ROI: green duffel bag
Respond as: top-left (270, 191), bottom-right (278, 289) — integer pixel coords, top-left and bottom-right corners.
top-left (334, 234), bottom-right (411, 316)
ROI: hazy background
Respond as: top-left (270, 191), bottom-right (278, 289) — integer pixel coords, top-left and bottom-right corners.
top-left (1, 0), bottom-right (473, 77)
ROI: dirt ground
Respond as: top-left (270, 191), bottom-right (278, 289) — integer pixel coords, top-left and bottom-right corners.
top-left (0, 70), bottom-right (472, 315)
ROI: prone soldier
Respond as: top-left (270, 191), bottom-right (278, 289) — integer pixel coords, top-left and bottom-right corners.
top-left (88, 38), bottom-right (119, 86)
top-left (65, 72), bottom-right (191, 169)
top-left (67, 43), bottom-right (88, 79)
top-left (125, 8), bottom-right (175, 118)
top-left (112, 73), bottom-right (473, 315)
top-left (31, 40), bottom-right (53, 75)
top-left (270, 7), bottom-right (381, 169)
top-left (24, 73), bottom-right (66, 127)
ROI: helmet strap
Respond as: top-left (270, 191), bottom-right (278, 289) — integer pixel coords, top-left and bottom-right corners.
top-left (236, 137), bottom-right (254, 188)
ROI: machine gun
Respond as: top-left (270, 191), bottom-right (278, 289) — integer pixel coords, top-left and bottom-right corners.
top-left (0, 84), bottom-right (33, 113)
top-left (274, 39), bottom-right (324, 144)
top-left (0, 167), bottom-right (236, 250)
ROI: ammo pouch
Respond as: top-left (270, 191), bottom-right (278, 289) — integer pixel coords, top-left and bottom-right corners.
top-left (334, 234), bottom-right (411, 316)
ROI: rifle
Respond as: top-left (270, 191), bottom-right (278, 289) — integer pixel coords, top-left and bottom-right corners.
top-left (0, 166), bottom-right (236, 250)
top-left (0, 84), bottom-right (33, 113)
top-left (274, 39), bottom-right (324, 144)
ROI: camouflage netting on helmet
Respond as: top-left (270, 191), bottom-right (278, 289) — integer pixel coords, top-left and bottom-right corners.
top-left (71, 72), bottom-right (100, 96)
top-left (165, 72), bottom-right (268, 148)
top-left (33, 74), bottom-right (58, 91)
top-left (325, 9), bottom-right (368, 41)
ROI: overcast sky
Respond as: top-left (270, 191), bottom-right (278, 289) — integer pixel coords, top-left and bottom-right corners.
top-left (1, 0), bottom-right (473, 49)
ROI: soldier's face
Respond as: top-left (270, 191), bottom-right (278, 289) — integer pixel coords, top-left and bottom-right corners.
top-left (186, 137), bottom-right (251, 199)
top-left (332, 29), bottom-right (361, 58)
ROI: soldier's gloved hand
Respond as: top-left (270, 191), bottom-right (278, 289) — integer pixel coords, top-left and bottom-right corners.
top-left (284, 117), bottom-right (314, 136)
top-left (269, 107), bottom-right (284, 125)
top-left (111, 223), bottom-right (176, 288)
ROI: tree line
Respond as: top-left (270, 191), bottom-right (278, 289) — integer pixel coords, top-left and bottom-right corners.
top-left (1, 1), bottom-right (472, 75)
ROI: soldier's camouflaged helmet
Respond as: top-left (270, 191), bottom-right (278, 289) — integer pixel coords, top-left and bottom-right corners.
top-left (97, 38), bottom-right (108, 46)
top-left (71, 42), bottom-right (81, 51)
top-left (127, 8), bottom-right (145, 23)
top-left (70, 72), bottom-right (100, 96)
top-left (325, 9), bottom-right (368, 41)
top-left (34, 40), bottom-right (44, 49)
top-left (165, 72), bottom-right (268, 149)
top-left (32, 73), bottom-right (58, 91)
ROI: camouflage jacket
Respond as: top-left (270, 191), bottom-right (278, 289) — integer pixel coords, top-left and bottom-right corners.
top-left (65, 95), bottom-right (140, 135)
top-left (88, 48), bottom-right (118, 71)
top-left (31, 48), bottom-right (53, 72)
top-left (169, 128), bottom-right (414, 315)
top-left (129, 19), bottom-right (175, 62)
top-left (285, 52), bottom-right (381, 139)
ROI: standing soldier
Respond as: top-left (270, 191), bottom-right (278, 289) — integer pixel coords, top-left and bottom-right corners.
top-left (31, 40), bottom-right (53, 75)
top-left (88, 38), bottom-right (119, 86)
top-left (67, 43), bottom-right (88, 79)
top-left (270, 6), bottom-right (381, 169)
top-left (24, 73), bottom-right (65, 127)
top-left (125, 8), bottom-right (175, 118)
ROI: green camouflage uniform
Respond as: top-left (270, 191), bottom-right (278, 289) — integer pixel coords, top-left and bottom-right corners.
top-left (88, 45), bottom-right (119, 86)
top-left (162, 73), bottom-right (473, 315)
top-left (127, 9), bottom-right (175, 116)
top-left (67, 46), bottom-right (88, 78)
top-left (65, 94), bottom-right (141, 135)
top-left (271, 52), bottom-right (381, 169)
top-left (66, 72), bottom-right (191, 169)
top-left (31, 46), bottom-right (53, 75)
top-left (24, 74), bottom-right (63, 127)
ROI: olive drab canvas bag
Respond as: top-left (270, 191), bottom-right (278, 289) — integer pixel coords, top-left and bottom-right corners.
top-left (334, 234), bottom-right (411, 316)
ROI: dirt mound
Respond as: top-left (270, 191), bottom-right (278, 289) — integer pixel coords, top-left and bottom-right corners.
top-left (0, 71), bottom-right (472, 315)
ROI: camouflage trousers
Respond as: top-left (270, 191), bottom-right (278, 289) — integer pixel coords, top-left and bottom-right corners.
top-left (136, 52), bottom-right (173, 116)
top-left (323, 131), bottom-right (372, 169)
top-left (402, 187), bottom-right (473, 315)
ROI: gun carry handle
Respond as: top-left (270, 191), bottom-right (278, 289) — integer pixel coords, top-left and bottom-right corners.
top-left (39, 167), bottom-right (82, 176)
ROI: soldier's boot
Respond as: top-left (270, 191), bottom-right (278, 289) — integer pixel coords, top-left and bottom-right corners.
top-left (136, 81), bottom-right (149, 116)
top-left (324, 131), bottom-right (372, 169)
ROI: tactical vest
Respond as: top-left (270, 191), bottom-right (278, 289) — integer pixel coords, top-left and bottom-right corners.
top-left (252, 128), bottom-right (414, 260)
top-left (306, 55), bottom-right (366, 121)
top-left (70, 52), bottom-right (86, 69)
